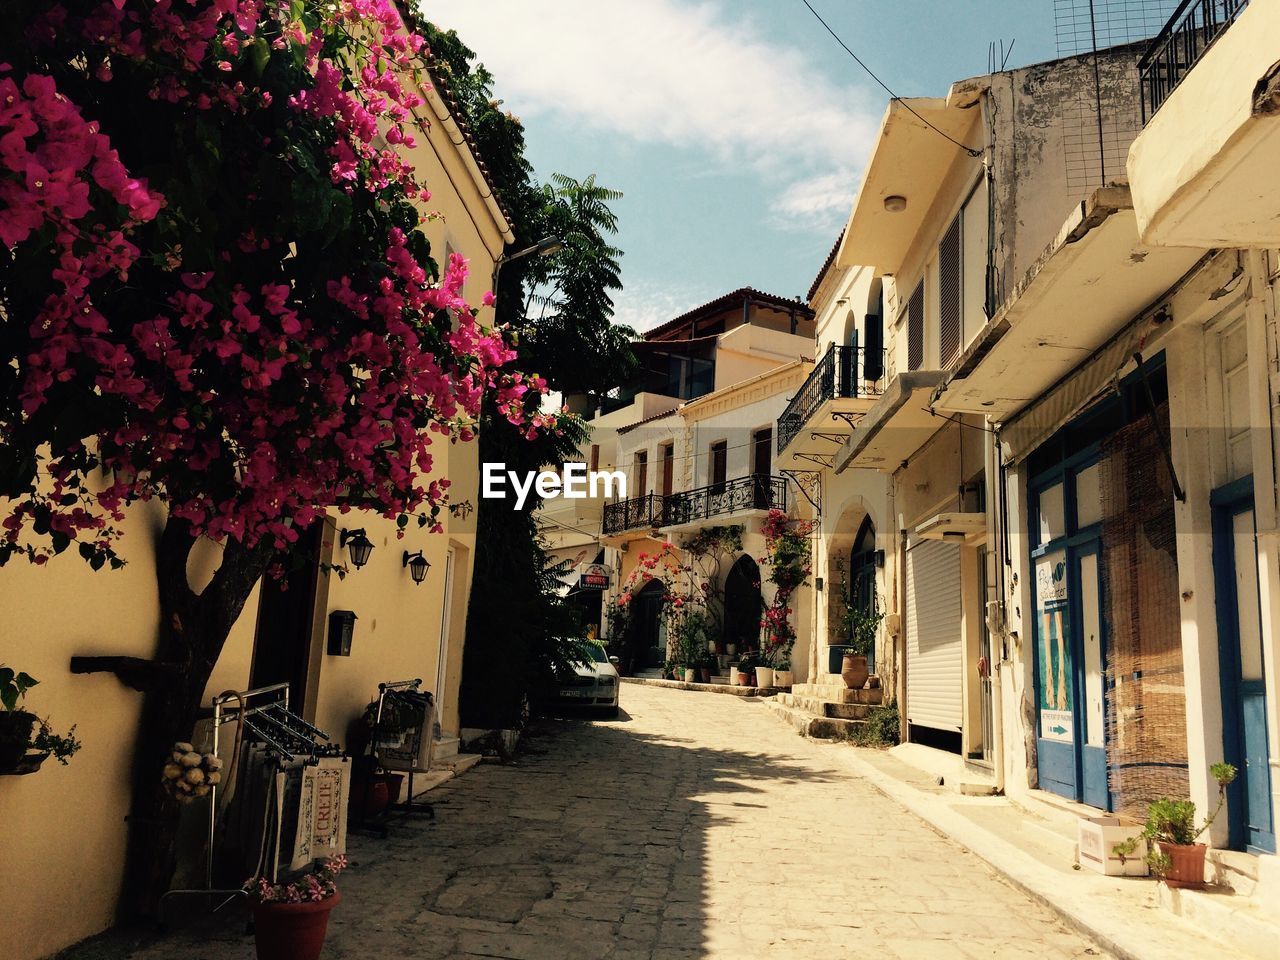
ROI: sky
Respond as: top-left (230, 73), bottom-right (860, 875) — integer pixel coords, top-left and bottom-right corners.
top-left (427, 1), bottom-right (1063, 333)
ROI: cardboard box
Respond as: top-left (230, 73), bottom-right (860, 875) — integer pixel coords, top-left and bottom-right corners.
top-left (1078, 816), bottom-right (1149, 876)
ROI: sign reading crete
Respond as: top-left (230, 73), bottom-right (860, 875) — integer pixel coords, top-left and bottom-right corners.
top-left (482, 463), bottom-right (627, 510)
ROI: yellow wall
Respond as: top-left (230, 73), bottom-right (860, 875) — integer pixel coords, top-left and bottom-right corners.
top-left (0, 65), bottom-right (508, 960)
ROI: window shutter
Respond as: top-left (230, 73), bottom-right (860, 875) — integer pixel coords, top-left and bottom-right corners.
top-left (907, 280), bottom-right (925, 371)
top-left (940, 213), bottom-right (962, 366)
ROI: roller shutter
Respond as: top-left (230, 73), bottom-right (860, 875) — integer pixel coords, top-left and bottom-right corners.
top-left (905, 538), bottom-right (963, 732)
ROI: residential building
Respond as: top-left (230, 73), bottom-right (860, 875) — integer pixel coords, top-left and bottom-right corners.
top-left (539, 289), bottom-right (816, 677)
top-left (0, 55), bottom-right (514, 960)
top-left (921, 0), bottom-right (1280, 903)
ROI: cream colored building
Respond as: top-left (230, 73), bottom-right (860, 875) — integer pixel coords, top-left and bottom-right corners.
top-left (539, 289), bottom-right (817, 677)
top-left (0, 59), bottom-right (514, 960)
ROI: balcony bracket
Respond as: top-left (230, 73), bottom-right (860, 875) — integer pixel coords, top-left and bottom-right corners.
top-left (781, 470), bottom-right (822, 515)
top-left (830, 411), bottom-right (865, 430)
top-left (792, 453), bottom-right (836, 470)
top-left (810, 431), bottom-right (847, 445)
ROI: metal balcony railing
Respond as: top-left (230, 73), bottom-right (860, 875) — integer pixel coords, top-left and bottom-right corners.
top-left (777, 344), bottom-right (886, 453)
top-left (602, 493), bottom-right (664, 535)
top-left (662, 474), bottom-right (787, 527)
top-left (1139, 0), bottom-right (1248, 122)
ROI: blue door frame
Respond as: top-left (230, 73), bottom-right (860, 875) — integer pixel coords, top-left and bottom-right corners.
top-left (1212, 476), bottom-right (1276, 854)
top-left (1030, 449), bottom-right (1111, 810)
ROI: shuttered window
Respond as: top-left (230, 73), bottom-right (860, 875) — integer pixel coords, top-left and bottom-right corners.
top-left (939, 213), bottom-right (962, 367)
top-left (907, 280), bottom-right (925, 371)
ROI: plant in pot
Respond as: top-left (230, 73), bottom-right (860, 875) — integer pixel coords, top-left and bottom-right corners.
top-left (840, 603), bottom-right (884, 690)
top-left (737, 651), bottom-right (758, 687)
top-left (1128, 763), bottom-right (1237, 888)
top-left (0, 667), bottom-right (81, 775)
top-left (773, 655), bottom-right (794, 690)
top-left (698, 655), bottom-right (714, 685)
top-left (250, 855), bottom-right (347, 960)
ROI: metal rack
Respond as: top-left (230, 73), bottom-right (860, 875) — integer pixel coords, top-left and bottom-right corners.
top-left (158, 683), bottom-right (341, 925)
top-left (352, 679), bottom-right (436, 835)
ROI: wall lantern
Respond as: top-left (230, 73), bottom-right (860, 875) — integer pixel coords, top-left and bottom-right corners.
top-left (402, 550), bottom-right (431, 585)
top-left (884, 195), bottom-right (907, 213)
top-left (340, 528), bottom-right (374, 569)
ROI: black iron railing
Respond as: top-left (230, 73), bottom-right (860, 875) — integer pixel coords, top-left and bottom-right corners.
top-left (602, 493), bottom-right (664, 535)
top-left (663, 474), bottom-right (786, 527)
top-left (777, 344), bottom-right (886, 453)
top-left (1139, 0), bottom-right (1248, 122)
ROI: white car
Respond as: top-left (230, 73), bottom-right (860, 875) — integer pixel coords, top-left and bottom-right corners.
top-left (554, 642), bottom-right (620, 717)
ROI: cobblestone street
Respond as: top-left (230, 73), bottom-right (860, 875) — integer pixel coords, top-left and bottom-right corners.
top-left (65, 684), bottom-right (1109, 960)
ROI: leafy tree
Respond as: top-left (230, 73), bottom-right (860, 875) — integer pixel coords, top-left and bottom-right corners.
top-left (0, 0), bottom-right (548, 911)
top-left (416, 23), bottom-right (636, 725)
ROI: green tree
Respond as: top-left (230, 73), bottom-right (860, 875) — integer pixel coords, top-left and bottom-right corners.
top-left (416, 22), bottom-right (636, 725)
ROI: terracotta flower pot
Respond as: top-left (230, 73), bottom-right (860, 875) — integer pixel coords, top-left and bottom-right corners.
top-left (699, 667), bottom-right (711, 684)
top-left (1157, 841), bottom-right (1207, 889)
top-left (841, 654), bottom-right (869, 690)
top-left (736, 671), bottom-right (751, 686)
top-left (253, 889), bottom-right (341, 960)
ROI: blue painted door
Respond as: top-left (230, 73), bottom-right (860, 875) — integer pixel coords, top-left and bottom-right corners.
top-left (1213, 478), bottom-right (1276, 854)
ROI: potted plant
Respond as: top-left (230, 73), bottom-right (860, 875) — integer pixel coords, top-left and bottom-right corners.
top-left (841, 604), bottom-right (884, 690)
top-left (250, 855), bottom-right (347, 960)
top-left (698, 655), bottom-right (713, 685)
top-left (737, 651), bottom-right (757, 687)
top-left (0, 666), bottom-right (81, 775)
top-left (773, 656), bottom-right (794, 690)
top-left (1130, 763), bottom-right (1237, 888)
top-left (754, 655), bottom-right (775, 690)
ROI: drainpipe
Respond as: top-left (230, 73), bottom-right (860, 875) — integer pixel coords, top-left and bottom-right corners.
top-left (986, 426), bottom-right (1007, 794)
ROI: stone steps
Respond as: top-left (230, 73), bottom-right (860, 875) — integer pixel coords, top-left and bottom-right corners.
top-left (774, 692), bottom-right (873, 720)
top-left (765, 697), bottom-right (869, 740)
top-left (789, 681), bottom-right (883, 705)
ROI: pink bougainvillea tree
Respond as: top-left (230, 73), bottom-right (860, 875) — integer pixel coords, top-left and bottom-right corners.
top-left (759, 509), bottom-right (815, 670)
top-left (0, 0), bottom-right (552, 909)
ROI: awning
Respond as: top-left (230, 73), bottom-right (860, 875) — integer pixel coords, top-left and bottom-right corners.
top-left (931, 186), bottom-right (1203, 426)
top-left (834, 371), bottom-right (949, 473)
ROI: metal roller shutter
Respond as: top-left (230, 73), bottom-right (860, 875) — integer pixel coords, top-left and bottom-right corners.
top-left (905, 538), bottom-right (963, 732)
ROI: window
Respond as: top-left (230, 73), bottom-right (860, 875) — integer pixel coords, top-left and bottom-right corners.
top-left (939, 212), bottom-right (961, 366)
top-left (634, 450), bottom-right (648, 496)
top-left (907, 279), bottom-right (925, 371)
top-left (589, 444), bottom-right (599, 472)
top-left (659, 443), bottom-right (674, 495)
top-left (709, 440), bottom-right (727, 492)
top-left (753, 428), bottom-right (772, 476)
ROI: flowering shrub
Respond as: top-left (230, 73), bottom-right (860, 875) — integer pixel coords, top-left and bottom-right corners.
top-left (253, 855), bottom-right (347, 904)
top-left (0, 0), bottom-right (555, 569)
top-left (759, 509), bottom-right (815, 667)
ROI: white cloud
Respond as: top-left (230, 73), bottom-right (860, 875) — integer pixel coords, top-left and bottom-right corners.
top-left (608, 280), bottom-right (717, 334)
top-left (769, 167), bottom-right (860, 232)
top-left (426, 0), bottom-right (878, 184)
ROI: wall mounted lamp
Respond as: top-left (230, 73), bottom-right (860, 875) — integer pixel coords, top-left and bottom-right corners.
top-left (402, 550), bottom-right (431, 584)
top-left (339, 528), bottom-right (374, 569)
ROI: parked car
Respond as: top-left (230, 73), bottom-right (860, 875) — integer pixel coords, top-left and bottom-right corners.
top-left (550, 641), bottom-right (620, 718)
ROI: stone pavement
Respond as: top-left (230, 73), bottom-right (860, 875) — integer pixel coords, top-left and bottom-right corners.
top-left (59, 684), bottom-right (1110, 960)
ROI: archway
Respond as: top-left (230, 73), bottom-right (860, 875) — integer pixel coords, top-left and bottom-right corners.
top-left (722, 555), bottom-right (763, 654)
top-left (849, 516), bottom-right (878, 661)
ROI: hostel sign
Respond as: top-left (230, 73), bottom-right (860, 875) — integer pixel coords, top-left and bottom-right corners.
top-left (578, 563), bottom-right (612, 591)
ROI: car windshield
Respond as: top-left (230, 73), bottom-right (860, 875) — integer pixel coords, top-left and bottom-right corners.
top-left (580, 644), bottom-right (608, 664)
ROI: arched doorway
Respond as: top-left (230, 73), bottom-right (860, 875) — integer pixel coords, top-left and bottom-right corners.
top-left (623, 579), bottom-right (665, 674)
top-left (723, 555), bottom-right (763, 653)
top-left (849, 516), bottom-right (877, 659)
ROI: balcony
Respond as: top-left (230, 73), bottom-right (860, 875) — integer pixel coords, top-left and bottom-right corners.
top-left (776, 344), bottom-right (885, 466)
top-left (1128, 0), bottom-right (1280, 246)
top-left (602, 494), bottom-right (664, 536)
top-left (662, 474), bottom-right (787, 529)
top-left (1139, 0), bottom-right (1249, 122)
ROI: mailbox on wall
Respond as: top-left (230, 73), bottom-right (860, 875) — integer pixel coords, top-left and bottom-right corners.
top-left (327, 610), bottom-right (358, 656)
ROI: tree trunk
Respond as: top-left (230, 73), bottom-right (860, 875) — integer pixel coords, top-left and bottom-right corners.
top-left (117, 516), bottom-right (273, 918)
